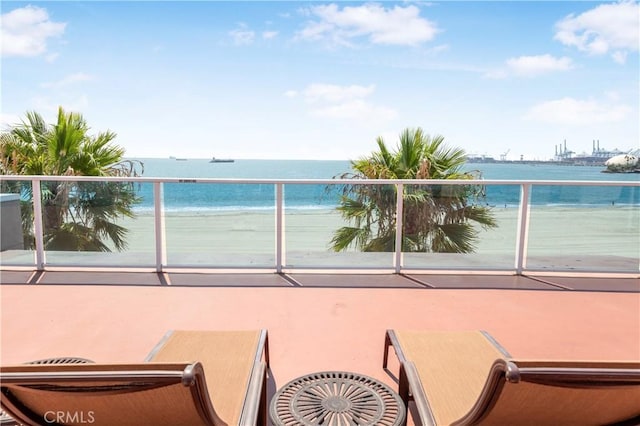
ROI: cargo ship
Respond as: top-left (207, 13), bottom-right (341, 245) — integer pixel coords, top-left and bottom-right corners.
top-left (209, 157), bottom-right (234, 163)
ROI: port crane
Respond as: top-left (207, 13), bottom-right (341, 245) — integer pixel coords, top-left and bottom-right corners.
top-left (500, 149), bottom-right (510, 161)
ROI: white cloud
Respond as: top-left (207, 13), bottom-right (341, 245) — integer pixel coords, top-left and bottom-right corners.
top-left (229, 24), bottom-right (255, 45)
top-left (298, 3), bottom-right (438, 47)
top-left (287, 83), bottom-right (397, 123)
top-left (611, 50), bottom-right (628, 64)
top-left (1, 5), bottom-right (66, 57)
top-left (524, 97), bottom-right (631, 125)
top-left (262, 30), bottom-right (278, 40)
top-left (41, 72), bottom-right (93, 89)
top-left (506, 54), bottom-right (574, 76)
top-left (554, 1), bottom-right (639, 62)
top-left (485, 54), bottom-right (573, 78)
top-left (302, 83), bottom-right (375, 103)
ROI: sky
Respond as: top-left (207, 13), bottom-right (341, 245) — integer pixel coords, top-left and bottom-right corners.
top-left (1, 1), bottom-right (639, 161)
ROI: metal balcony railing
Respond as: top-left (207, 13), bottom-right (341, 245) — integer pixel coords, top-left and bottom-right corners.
top-left (0, 175), bottom-right (638, 276)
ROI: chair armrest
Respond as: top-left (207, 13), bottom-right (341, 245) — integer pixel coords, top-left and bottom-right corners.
top-left (401, 361), bottom-right (436, 426)
top-left (239, 361), bottom-right (267, 426)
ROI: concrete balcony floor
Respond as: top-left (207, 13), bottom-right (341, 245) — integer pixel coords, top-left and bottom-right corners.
top-left (1, 271), bottom-right (639, 425)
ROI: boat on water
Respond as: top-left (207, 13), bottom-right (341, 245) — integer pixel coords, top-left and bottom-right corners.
top-left (603, 152), bottom-right (640, 173)
top-left (209, 157), bottom-right (234, 163)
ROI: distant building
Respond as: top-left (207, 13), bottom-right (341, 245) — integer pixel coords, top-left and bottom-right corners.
top-left (465, 154), bottom-right (497, 163)
top-left (555, 140), bottom-right (626, 166)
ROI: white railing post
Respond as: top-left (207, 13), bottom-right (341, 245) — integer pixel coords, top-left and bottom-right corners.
top-left (31, 179), bottom-right (46, 271)
top-left (275, 183), bottom-right (284, 273)
top-left (394, 183), bottom-right (404, 274)
top-left (153, 182), bottom-right (166, 272)
top-left (515, 183), bottom-right (531, 274)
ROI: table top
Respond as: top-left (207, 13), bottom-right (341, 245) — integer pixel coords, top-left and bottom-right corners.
top-left (270, 371), bottom-right (406, 426)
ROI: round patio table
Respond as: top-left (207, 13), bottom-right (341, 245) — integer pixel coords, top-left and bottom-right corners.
top-left (25, 357), bottom-right (94, 365)
top-left (270, 371), bottom-right (405, 426)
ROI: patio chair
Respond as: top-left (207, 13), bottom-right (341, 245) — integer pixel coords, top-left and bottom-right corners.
top-left (383, 330), bottom-right (640, 426)
top-left (0, 329), bottom-right (270, 426)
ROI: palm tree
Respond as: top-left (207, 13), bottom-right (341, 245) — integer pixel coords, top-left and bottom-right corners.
top-left (0, 107), bottom-right (142, 251)
top-left (331, 127), bottom-right (497, 253)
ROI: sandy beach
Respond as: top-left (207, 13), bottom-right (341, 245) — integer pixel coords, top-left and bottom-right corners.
top-left (95, 206), bottom-right (639, 271)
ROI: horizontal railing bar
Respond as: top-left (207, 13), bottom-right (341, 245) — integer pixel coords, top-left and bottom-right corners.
top-left (1, 175), bottom-right (638, 187)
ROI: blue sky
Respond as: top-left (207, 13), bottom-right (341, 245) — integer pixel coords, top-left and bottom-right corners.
top-left (2, 1), bottom-right (638, 160)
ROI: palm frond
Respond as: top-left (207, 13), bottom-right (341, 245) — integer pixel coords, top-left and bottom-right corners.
top-left (330, 226), bottom-right (369, 252)
top-left (331, 126), bottom-right (497, 253)
top-left (2, 107), bottom-right (143, 252)
top-left (363, 233), bottom-right (395, 252)
top-left (430, 223), bottom-right (477, 253)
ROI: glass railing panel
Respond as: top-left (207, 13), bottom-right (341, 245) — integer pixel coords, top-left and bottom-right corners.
top-left (39, 179), bottom-right (156, 267)
top-left (0, 179), bottom-right (35, 266)
top-left (402, 183), bottom-right (519, 270)
top-left (163, 182), bottom-right (275, 267)
top-left (3, 176), bottom-right (636, 274)
top-left (126, 181), bottom-right (158, 264)
top-left (285, 182), bottom-right (395, 269)
top-left (526, 184), bottom-right (639, 273)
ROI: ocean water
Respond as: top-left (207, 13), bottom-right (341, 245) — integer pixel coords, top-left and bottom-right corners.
top-left (129, 158), bottom-right (640, 212)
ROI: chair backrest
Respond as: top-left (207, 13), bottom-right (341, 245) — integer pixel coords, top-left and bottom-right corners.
top-left (393, 330), bottom-right (508, 425)
top-left (457, 359), bottom-right (640, 426)
top-left (0, 362), bottom-right (225, 426)
top-left (390, 330), bottom-right (640, 426)
top-left (146, 330), bottom-right (269, 425)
